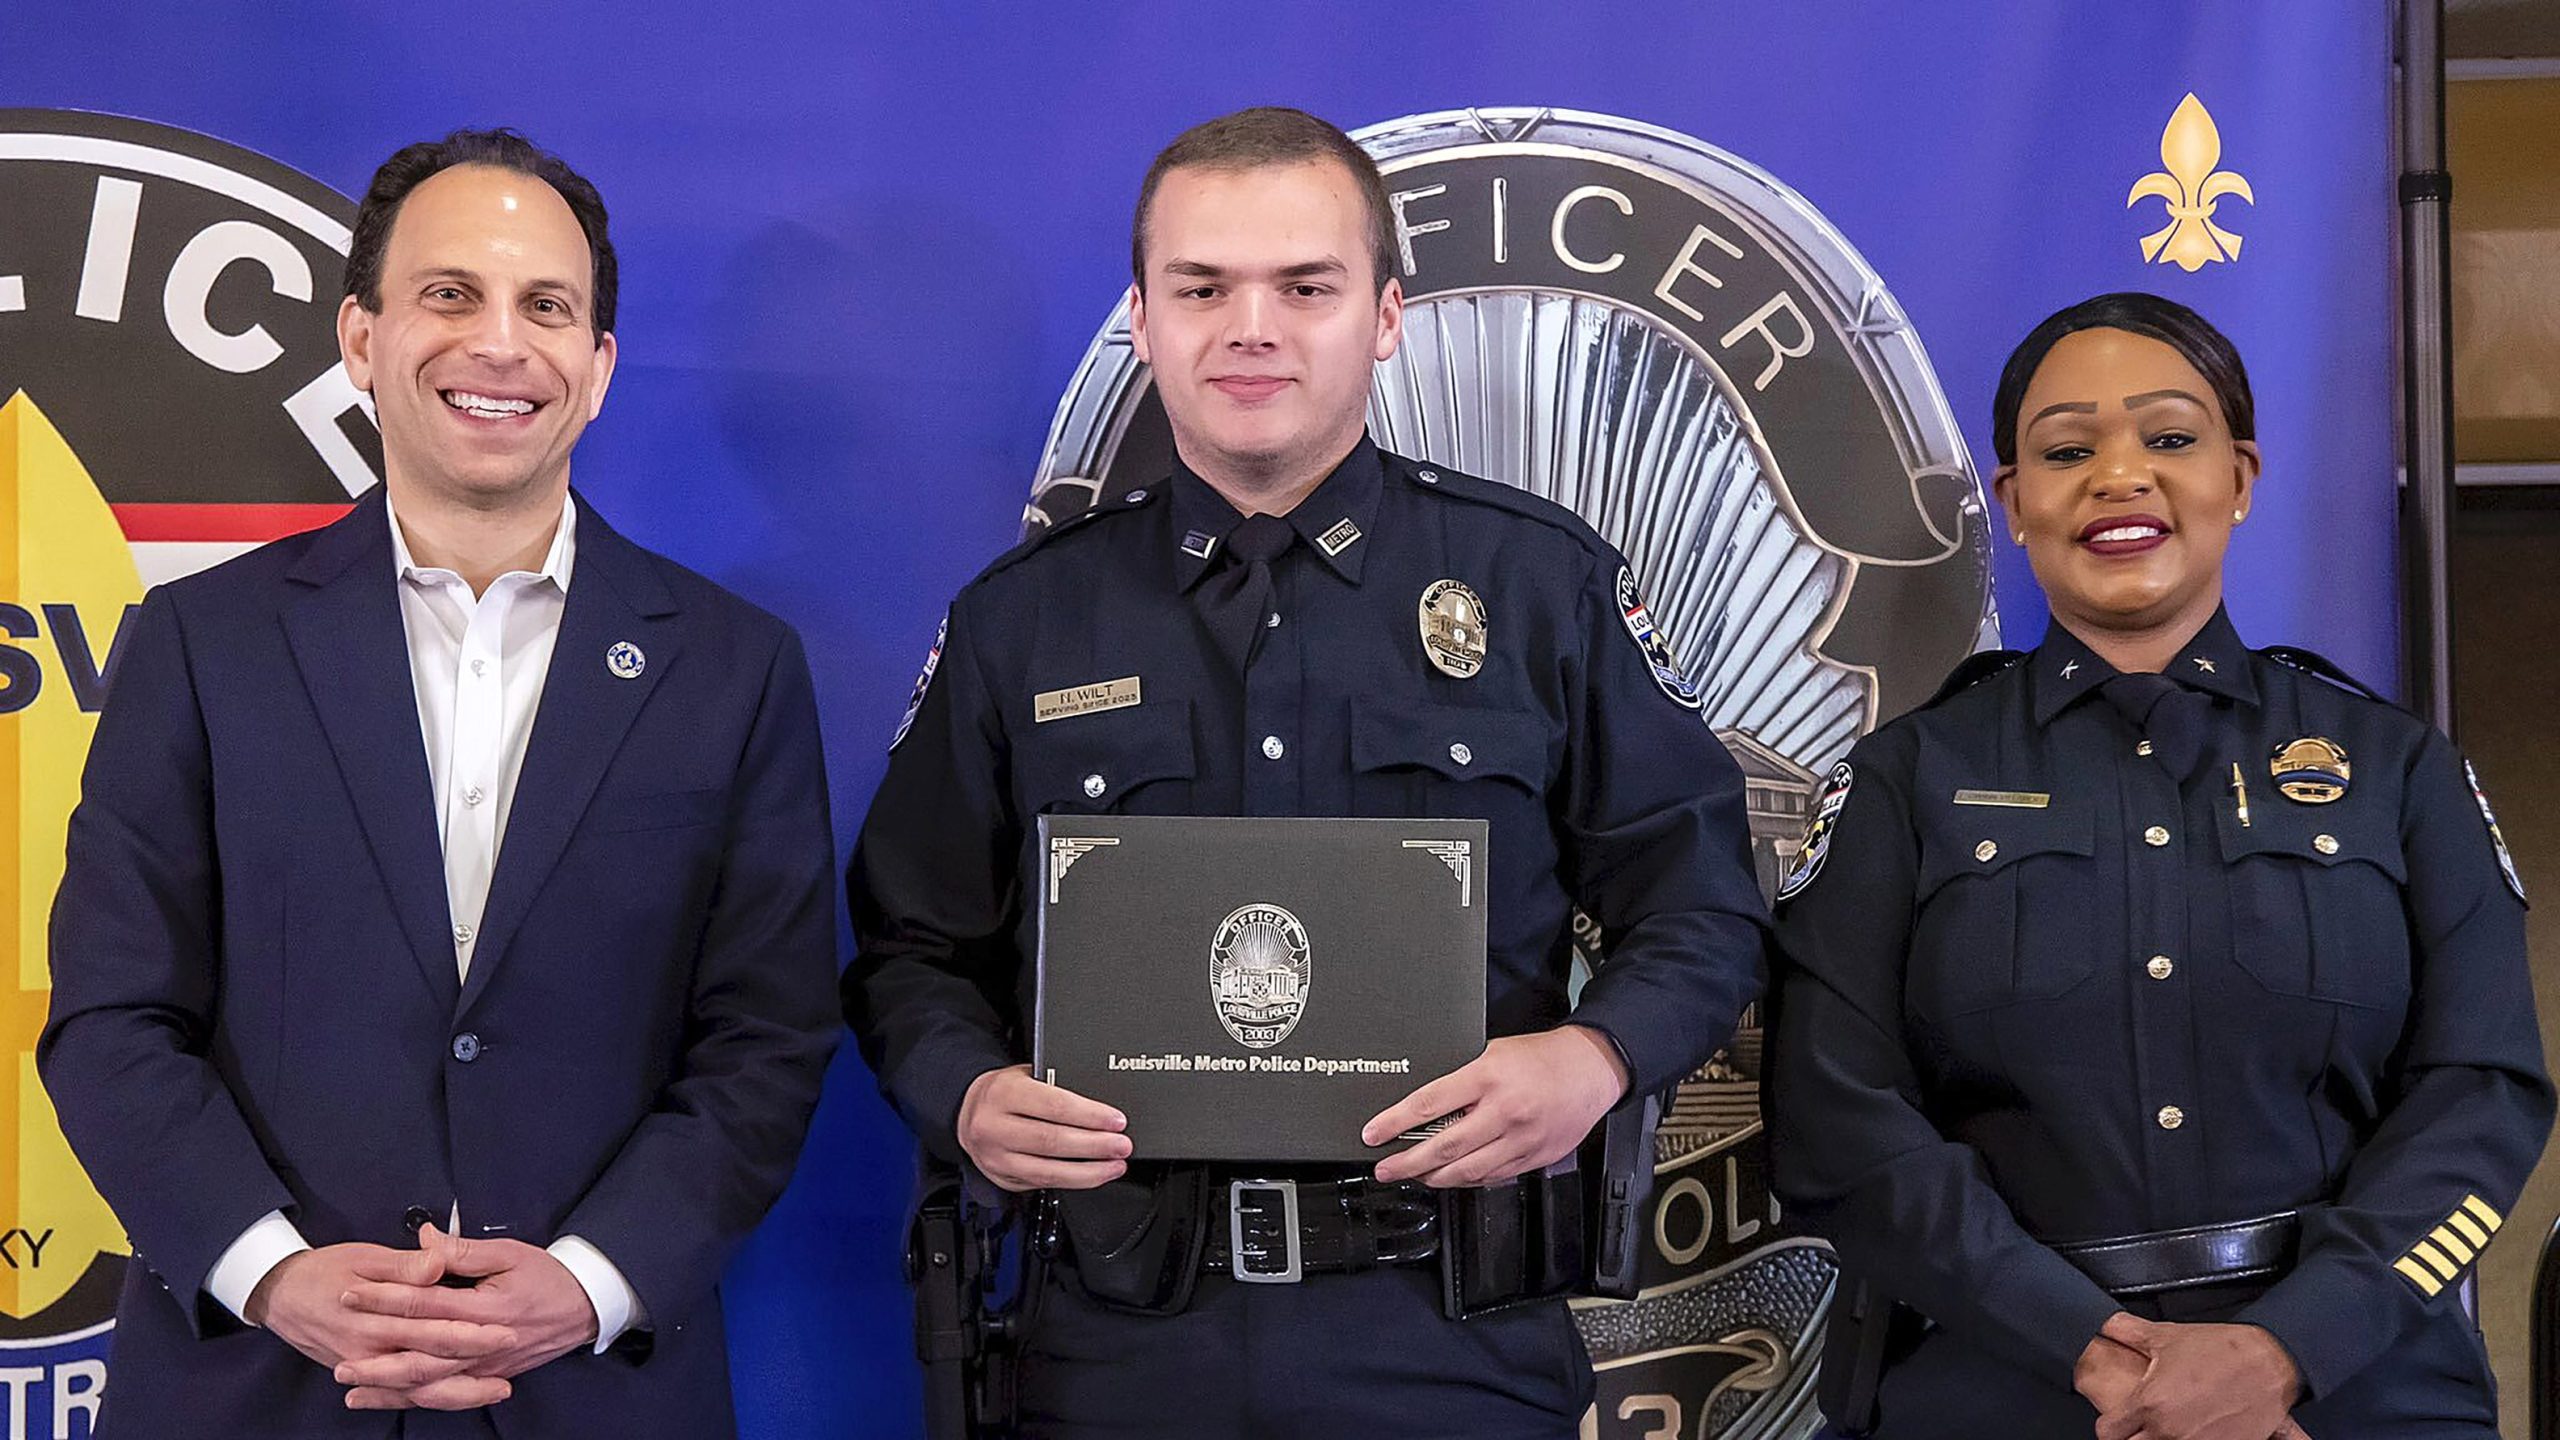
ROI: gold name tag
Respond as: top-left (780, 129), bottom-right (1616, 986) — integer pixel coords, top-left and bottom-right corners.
top-left (1034, 677), bottom-right (1142, 723)
top-left (1953, 789), bottom-right (2050, 809)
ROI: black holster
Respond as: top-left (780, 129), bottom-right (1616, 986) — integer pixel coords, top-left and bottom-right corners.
top-left (906, 1162), bottom-right (1024, 1439)
top-left (1818, 1273), bottom-right (1918, 1438)
top-left (1051, 1163), bottom-right (1213, 1314)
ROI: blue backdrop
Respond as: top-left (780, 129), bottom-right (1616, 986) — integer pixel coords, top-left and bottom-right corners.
top-left (2, 3), bottom-right (2397, 1432)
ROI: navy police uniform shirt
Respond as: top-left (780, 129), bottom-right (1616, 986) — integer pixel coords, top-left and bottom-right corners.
top-left (1768, 607), bottom-right (2551, 1430)
top-left (846, 437), bottom-right (1769, 1164)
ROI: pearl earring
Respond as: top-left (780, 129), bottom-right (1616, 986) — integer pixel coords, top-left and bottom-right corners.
top-left (2232, 509), bottom-right (2244, 522)
top-left (2012, 532), bottom-right (2025, 545)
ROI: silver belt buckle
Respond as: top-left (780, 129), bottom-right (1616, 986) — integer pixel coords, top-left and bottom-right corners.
top-left (1228, 1178), bottom-right (1302, 1284)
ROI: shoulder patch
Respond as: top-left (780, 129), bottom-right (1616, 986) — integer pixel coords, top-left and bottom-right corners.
top-left (1615, 565), bottom-right (1702, 710)
top-left (2261, 646), bottom-right (2390, 704)
top-left (889, 617), bottom-right (946, 753)
top-left (2466, 759), bottom-right (2528, 904)
top-left (1778, 761), bottom-right (1854, 903)
top-left (1923, 649), bottom-right (2026, 709)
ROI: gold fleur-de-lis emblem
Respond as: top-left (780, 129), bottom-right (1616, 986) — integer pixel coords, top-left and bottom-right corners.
top-left (2127, 93), bottom-right (2255, 271)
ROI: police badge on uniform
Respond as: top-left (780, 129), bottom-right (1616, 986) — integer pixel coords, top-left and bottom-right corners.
top-left (1209, 902), bottom-right (1313, 1049)
top-left (2270, 737), bottom-right (2351, 804)
top-left (888, 617), bottom-right (945, 752)
top-left (1617, 566), bottom-right (1702, 710)
top-left (1778, 762), bottom-right (1854, 903)
top-left (2466, 760), bottom-right (2528, 903)
top-left (1419, 578), bottom-right (1488, 678)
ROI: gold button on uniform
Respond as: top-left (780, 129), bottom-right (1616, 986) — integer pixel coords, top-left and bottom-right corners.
top-left (1975, 840), bottom-right (1998, 863)
top-left (2147, 955), bottom-right (2175, 980)
top-left (2157, 1104), bottom-right (2186, 1130)
top-left (2144, 826), bottom-right (2171, 847)
top-left (2136, 740), bottom-right (2154, 757)
top-left (2314, 833), bottom-right (2340, 855)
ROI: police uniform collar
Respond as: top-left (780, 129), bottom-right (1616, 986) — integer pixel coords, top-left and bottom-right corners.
top-left (1166, 436), bottom-right (1384, 592)
top-left (2029, 605), bottom-right (2256, 724)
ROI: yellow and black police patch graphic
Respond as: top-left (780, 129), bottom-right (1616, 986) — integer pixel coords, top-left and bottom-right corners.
top-left (1777, 762), bottom-right (1852, 903)
top-left (2, 109), bottom-right (367, 1404)
top-left (2466, 760), bottom-right (2526, 904)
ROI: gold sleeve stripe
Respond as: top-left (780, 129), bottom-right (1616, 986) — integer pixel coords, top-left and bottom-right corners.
top-left (2395, 1255), bottom-right (2448, 1296)
top-left (2430, 1226), bottom-right (2477, 1264)
top-left (2411, 1240), bottom-right (2463, 1281)
top-left (2462, 1195), bottom-right (2505, 1232)
top-left (2448, 1211), bottom-right (2493, 1250)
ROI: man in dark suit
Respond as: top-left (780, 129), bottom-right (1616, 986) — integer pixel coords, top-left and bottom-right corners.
top-left (40, 129), bottom-right (838, 1437)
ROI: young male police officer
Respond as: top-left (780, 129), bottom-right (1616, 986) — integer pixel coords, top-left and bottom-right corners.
top-left (43, 131), bottom-right (838, 1437)
top-left (847, 107), bottom-right (1767, 1435)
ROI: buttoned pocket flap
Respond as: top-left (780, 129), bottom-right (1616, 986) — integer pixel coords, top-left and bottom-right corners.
top-left (1915, 791), bottom-right (2095, 900)
top-left (1022, 700), bottom-right (1197, 812)
top-left (1351, 699), bottom-right (1547, 789)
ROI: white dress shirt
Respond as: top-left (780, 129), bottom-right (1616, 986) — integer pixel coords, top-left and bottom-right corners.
top-left (203, 492), bottom-right (645, 1353)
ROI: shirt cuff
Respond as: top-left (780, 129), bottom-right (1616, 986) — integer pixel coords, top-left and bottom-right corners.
top-left (204, 1210), bottom-right (313, 1323)
top-left (549, 1234), bottom-right (648, 1354)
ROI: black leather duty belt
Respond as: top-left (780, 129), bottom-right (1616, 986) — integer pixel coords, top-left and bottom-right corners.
top-left (1199, 1176), bottom-right (1441, 1283)
top-left (2054, 1211), bottom-right (2301, 1297)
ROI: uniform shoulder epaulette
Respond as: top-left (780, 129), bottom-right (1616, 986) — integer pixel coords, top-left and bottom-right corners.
top-left (1921, 649), bottom-right (2026, 708)
top-left (1396, 456), bottom-right (1606, 552)
top-left (2259, 646), bottom-right (2390, 704)
top-left (974, 485), bottom-right (1164, 583)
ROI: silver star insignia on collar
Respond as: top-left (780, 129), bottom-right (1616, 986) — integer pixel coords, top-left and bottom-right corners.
top-left (2192, 656), bottom-right (2217, 674)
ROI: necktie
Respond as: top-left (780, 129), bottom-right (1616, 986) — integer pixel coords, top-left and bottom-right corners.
top-left (2098, 671), bottom-right (2212, 780)
top-left (1202, 513), bottom-right (1295, 675)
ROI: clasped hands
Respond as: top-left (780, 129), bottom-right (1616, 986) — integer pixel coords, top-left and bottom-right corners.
top-left (955, 1025), bottom-right (1631, 1191)
top-left (243, 1222), bottom-right (599, 1410)
top-left (2076, 1312), bottom-right (2311, 1440)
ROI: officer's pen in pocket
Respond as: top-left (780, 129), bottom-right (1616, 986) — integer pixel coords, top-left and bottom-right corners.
top-left (2230, 762), bottom-right (2252, 828)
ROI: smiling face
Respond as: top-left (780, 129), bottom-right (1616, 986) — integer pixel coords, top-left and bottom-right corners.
top-left (338, 164), bottom-right (616, 513)
top-left (1128, 159), bottom-right (1401, 491)
top-left (1994, 327), bottom-right (2261, 642)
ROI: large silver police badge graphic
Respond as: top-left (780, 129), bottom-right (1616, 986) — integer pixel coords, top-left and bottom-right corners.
top-left (1209, 903), bottom-right (1313, 1050)
top-left (1033, 109), bottom-right (1997, 1440)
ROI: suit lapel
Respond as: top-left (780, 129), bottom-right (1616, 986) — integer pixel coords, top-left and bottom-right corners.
top-left (458, 496), bottom-right (680, 1018)
top-left (279, 491), bottom-right (462, 1012)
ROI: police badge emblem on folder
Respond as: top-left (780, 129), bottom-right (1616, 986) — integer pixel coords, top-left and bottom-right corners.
top-left (1034, 815), bottom-right (1490, 1162)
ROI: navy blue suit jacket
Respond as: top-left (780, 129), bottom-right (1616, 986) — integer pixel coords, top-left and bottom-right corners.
top-left (41, 489), bottom-right (839, 1439)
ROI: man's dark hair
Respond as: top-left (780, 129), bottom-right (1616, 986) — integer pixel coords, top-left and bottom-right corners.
top-left (1131, 106), bottom-right (1398, 295)
top-left (1992, 291), bottom-right (2253, 466)
top-left (344, 128), bottom-right (617, 339)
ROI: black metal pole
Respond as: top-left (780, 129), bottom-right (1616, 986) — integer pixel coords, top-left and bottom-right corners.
top-left (2399, 0), bottom-right (2458, 737)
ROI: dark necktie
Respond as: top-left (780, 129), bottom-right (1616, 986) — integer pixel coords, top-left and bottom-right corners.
top-left (2099, 671), bottom-right (2212, 780)
top-left (1202, 513), bottom-right (1295, 675)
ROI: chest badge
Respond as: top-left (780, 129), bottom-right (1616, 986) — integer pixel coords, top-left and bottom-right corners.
top-left (1418, 578), bottom-right (1488, 679)
top-left (2269, 736), bottom-right (2351, 804)
top-left (605, 640), bottom-right (646, 680)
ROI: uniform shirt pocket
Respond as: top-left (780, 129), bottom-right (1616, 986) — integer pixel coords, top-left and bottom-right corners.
top-left (1911, 792), bottom-right (2098, 1015)
top-left (1349, 698), bottom-right (1550, 814)
top-left (2216, 798), bottom-right (2409, 1008)
top-left (1018, 700), bottom-right (1198, 815)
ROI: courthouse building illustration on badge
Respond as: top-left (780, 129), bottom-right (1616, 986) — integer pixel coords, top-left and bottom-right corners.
top-left (1032, 107), bottom-right (1996, 1440)
top-left (1, 110), bottom-right (372, 1423)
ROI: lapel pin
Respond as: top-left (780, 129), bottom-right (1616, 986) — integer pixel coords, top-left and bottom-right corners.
top-left (606, 641), bottom-right (646, 680)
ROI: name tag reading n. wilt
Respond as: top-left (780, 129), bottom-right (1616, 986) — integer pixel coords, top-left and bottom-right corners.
top-left (1952, 789), bottom-right (2050, 809)
top-left (1035, 676), bottom-right (1143, 724)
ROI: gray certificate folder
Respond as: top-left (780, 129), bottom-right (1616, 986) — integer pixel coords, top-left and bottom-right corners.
top-left (1033, 815), bottom-right (1489, 1163)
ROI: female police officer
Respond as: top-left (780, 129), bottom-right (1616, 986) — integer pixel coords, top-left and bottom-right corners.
top-left (1769, 292), bottom-right (2550, 1439)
